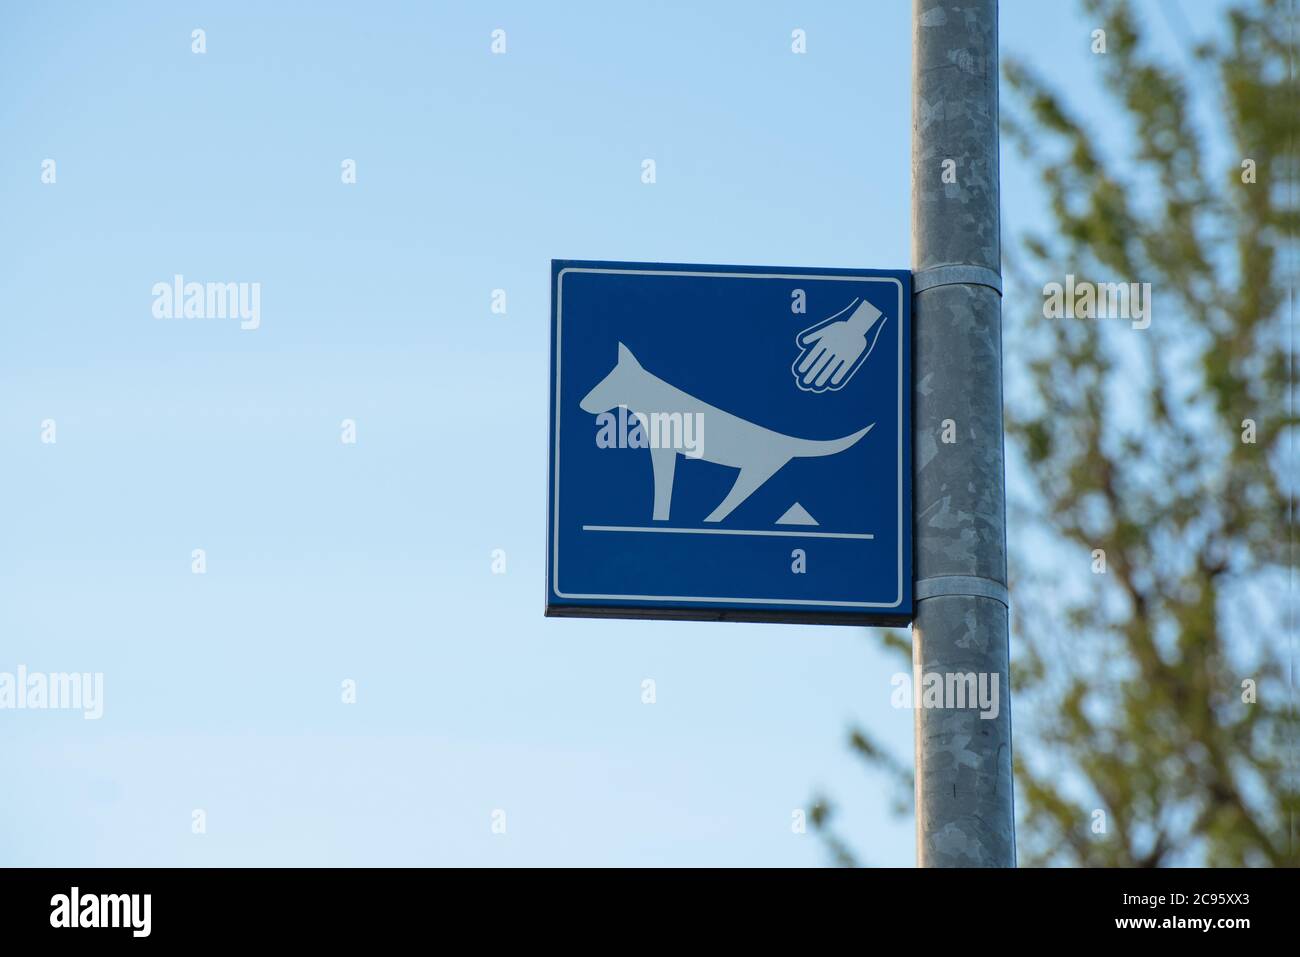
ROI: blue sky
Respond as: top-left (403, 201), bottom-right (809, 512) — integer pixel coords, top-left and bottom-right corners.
top-left (0, 1), bottom-right (1233, 866)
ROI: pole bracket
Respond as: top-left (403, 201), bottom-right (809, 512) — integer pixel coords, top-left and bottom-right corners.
top-left (912, 264), bottom-right (1003, 297)
top-left (914, 574), bottom-right (1009, 607)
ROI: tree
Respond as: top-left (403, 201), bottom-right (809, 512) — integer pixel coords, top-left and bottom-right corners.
top-left (815, 0), bottom-right (1297, 866)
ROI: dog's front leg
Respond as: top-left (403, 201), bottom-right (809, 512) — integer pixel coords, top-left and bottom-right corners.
top-left (650, 448), bottom-right (677, 521)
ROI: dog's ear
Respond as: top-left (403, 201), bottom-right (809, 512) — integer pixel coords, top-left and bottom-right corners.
top-left (617, 342), bottom-right (640, 367)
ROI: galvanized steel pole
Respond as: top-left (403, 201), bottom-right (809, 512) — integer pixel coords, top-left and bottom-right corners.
top-left (911, 0), bottom-right (1016, 866)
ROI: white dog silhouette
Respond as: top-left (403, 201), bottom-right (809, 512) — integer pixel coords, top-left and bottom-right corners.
top-left (581, 343), bottom-right (873, 523)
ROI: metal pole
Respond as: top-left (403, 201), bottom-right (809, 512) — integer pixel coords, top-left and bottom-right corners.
top-left (911, 0), bottom-right (1015, 866)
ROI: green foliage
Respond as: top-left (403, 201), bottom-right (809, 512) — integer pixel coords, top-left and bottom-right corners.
top-left (815, 0), bottom-right (1296, 866)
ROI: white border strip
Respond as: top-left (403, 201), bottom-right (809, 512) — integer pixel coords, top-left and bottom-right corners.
top-left (583, 525), bottom-right (875, 540)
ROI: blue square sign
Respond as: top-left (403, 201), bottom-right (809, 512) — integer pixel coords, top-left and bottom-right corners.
top-left (546, 260), bottom-right (912, 625)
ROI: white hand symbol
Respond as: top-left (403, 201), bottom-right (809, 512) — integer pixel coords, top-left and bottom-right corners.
top-left (793, 299), bottom-right (886, 392)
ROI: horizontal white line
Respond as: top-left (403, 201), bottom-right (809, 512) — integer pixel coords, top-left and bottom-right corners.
top-left (582, 525), bottom-right (874, 540)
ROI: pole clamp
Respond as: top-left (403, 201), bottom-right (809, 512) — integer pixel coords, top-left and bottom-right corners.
top-left (913, 264), bottom-right (1003, 297)
top-left (914, 574), bottom-right (1009, 607)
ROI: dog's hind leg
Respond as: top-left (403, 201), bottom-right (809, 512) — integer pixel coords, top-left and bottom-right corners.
top-left (704, 459), bottom-right (786, 523)
top-left (650, 448), bottom-right (678, 520)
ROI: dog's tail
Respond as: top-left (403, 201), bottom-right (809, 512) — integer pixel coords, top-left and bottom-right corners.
top-left (789, 423), bottom-right (874, 459)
